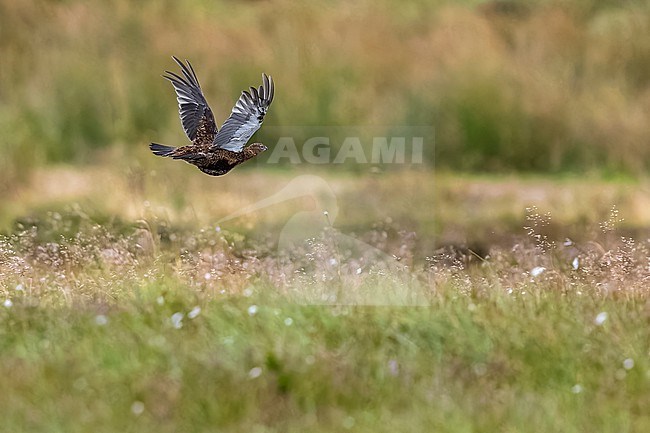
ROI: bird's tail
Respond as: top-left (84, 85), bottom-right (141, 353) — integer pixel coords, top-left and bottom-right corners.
top-left (150, 143), bottom-right (176, 157)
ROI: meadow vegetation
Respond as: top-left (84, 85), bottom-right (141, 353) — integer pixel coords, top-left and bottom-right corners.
top-left (2, 0), bottom-right (650, 190)
top-left (1, 0), bottom-right (650, 430)
top-left (2, 169), bottom-right (650, 431)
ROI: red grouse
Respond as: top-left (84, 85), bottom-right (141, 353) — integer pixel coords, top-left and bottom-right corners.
top-left (150, 57), bottom-right (274, 176)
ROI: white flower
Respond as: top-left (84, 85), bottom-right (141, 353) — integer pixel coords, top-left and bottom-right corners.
top-left (248, 305), bottom-right (258, 316)
top-left (530, 266), bottom-right (546, 277)
top-left (3, 299), bottom-right (13, 308)
top-left (623, 358), bottom-right (634, 370)
top-left (248, 367), bottom-right (262, 379)
top-left (131, 401), bottom-right (145, 416)
top-left (594, 312), bottom-right (608, 326)
top-left (95, 315), bottom-right (108, 326)
top-left (572, 257), bottom-right (579, 270)
top-left (188, 306), bottom-right (201, 319)
top-left (284, 317), bottom-right (293, 326)
top-left (171, 312), bottom-right (184, 329)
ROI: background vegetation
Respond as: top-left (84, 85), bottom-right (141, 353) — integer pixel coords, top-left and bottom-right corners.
top-left (2, 0), bottom-right (650, 191)
top-left (1, 0), bottom-right (650, 431)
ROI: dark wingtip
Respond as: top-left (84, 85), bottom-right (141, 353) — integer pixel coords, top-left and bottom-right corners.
top-left (251, 73), bottom-right (273, 106)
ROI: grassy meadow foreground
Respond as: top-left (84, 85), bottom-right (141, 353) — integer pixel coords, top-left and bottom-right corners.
top-left (1, 168), bottom-right (649, 432)
top-left (2, 0), bottom-right (650, 430)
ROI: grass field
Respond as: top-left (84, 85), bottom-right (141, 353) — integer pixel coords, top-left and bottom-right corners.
top-left (2, 168), bottom-right (650, 431)
top-left (2, 0), bottom-right (650, 187)
top-left (2, 0), bottom-right (650, 430)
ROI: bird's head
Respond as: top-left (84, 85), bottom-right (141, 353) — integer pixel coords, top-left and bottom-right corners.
top-left (247, 142), bottom-right (268, 155)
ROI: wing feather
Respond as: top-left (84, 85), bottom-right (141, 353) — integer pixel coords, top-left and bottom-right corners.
top-left (211, 73), bottom-right (274, 152)
top-left (163, 56), bottom-right (217, 143)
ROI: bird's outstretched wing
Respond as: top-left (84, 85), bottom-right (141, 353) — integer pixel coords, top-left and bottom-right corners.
top-left (163, 56), bottom-right (217, 143)
top-left (211, 73), bottom-right (274, 152)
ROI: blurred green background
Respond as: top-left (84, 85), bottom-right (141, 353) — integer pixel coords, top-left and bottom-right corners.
top-left (2, 0), bottom-right (650, 195)
top-left (2, 5), bottom-right (650, 430)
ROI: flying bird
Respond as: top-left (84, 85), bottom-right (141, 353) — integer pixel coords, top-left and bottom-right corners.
top-left (150, 56), bottom-right (274, 176)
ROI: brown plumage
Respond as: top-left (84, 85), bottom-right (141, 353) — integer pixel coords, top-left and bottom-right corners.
top-left (150, 56), bottom-right (274, 176)
top-left (150, 142), bottom-right (267, 176)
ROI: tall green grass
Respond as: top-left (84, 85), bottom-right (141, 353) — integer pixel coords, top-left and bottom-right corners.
top-left (1, 0), bottom-right (650, 188)
top-left (0, 205), bottom-right (649, 431)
